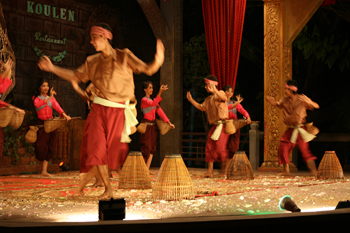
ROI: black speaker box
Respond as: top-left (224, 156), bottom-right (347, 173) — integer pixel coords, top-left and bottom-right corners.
top-left (99, 198), bottom-right (126, 220)
top-left (335, 200), bottom-right (350, 210)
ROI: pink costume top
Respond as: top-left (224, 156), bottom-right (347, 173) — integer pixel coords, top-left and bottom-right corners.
top-left (0, 100), bottom-right (7, 108)
top-left (0, 74), bottom-right (12, 94)
top-left (227, 101), bottom-right (250, 120)
top-left (33, 95), bottom-right (65, 121)
top-left (141, 95), bottom-right (169, 123)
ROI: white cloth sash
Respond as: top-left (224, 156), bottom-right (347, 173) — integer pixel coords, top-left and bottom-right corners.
top-left (289, 124), bottom-right (316, 143)
top-left (93, 96), bottom-right (138, 143)
top-left (210, 120), bottom-right (224, 141)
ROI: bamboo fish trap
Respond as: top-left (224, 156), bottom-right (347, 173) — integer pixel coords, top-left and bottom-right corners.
top-left (118, 151), bottom-right (152, 189)
top-left (317, 151), bottom-right (344, 179)
top-left (152, 154), bottom-right (195, 201)
top-left (25, 126), bottom-right (39, 143)
top-left (227, 151), bottom-right (254, 180)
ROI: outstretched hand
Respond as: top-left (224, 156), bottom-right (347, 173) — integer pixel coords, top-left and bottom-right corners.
top-left (160, 84), bottom-right (168, 92)
top-left (38, 56), bottom-right (54, 72)
top-left (50, 87), bottom-right (57, 98)
top-left (186, 91), bottom-right (193, 102)
top-left (155, 39), bottom-right (165, 66)
top-left (235, 94), bottom-right (244, 104)
top-left (206, 83), bottom-right (217, 93)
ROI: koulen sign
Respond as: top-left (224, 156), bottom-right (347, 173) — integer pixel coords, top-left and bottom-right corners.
top-left (27, 1), bottom-right (75, 22)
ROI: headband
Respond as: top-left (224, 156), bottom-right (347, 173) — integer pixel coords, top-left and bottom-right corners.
top-left (90, 26), bottom-right (113, 40)
top-left (284, 83), bottom-right (298, 92)
top-left (204, 78), bottom-right (218, 86)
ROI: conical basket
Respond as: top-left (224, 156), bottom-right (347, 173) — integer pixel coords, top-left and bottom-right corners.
top-left (152, 154), bottom-right (195, 201)
top-left (156, 119), bottom-right (171, 135)
top-left (227, 151), bottom-right (254, 180)
top-left (25, 126), bottom-right (39, 143)
top-left (317, 151), bottom-right (344, 179)
top-left (44, 117), bottom-right (64, 133)
top-left (9, 111), bottom-right (25, 130)
top-left (118, 151), bottom-right (152, 189)
top-left (0, 108), bottom-right (15, 127)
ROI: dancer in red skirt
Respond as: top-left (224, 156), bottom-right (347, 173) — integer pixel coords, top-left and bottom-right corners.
top-left (187, 75), bottom-right (229, 178)
top-left (139, 81), bottom-right (175, 169)
top-left (33, 79), bottom-right (71, 176)
top-left (222, 85), bottom-right (251, 175)
top-left (38, 23), bottom-right (164, 198)
top-left (266, 79), bottom-right (318, 176)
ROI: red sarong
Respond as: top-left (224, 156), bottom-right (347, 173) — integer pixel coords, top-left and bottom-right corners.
top-left (139, 119), bottom-right (158, 161)
top-left (83, 104), bottom-right (128, 170)
top-left (80, 114), bottom-right (91, 173)
top-left (35, 119), bottom-right (57, 161)
top-left (205, 125), bottom-right (229, 162)
top-left (278, 127), bottom-right (317, 164)
top-left (227, 129), bottom-right (240, 159)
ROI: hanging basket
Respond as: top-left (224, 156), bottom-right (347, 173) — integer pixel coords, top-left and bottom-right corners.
top-left (227, 151), bottom-right (254, 180)
top-left (118, 151), bottom-right (152, 189)
top-left (137, 123), bottom-right (147, 134)
top-left (9, 111), bottom-right (25, 130)
top-left (152, 154), bottom-right (195, 201)
top-left (317, 151), bottom-right (344, 179)
top-left (25, 126), bottom-right (39, 143)
top-left (44, 117), bottom-right (65, 133)
top-left (224, 119), bottom-right (236, 134)
top-left (156, 119), bottom-right (172, 135)
top-left (0, 107), bottom-right (15, 127)
top-left (305, 122), bottom-right (319, 136)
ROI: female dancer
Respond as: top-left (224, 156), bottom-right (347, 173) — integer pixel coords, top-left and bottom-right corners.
top-left (222, 85), bottom-right (251, 175)
top-left (33, 79), bottom-right (71, 176)
top-left (140, 81), bottom-right (175, 168)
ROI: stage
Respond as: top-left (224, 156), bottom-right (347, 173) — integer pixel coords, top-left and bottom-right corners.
top-left (1, 168), bottom-right (350, 232)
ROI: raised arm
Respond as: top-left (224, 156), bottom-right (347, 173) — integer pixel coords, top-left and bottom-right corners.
top-left (38, 56), bottom-right (79, 83)
top-left (186, 91), bottom-right (205, 111)
top-left (266, 96), bottom-right (278, 106)
top-left (299, 94), bottom-right (320, 110)
top-left (127, 39), bottom-right (165, 76)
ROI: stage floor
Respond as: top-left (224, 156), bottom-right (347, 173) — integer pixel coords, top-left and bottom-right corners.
top-left (1, 168), bottom-right (350, 223)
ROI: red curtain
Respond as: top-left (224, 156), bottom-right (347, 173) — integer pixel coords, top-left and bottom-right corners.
top-left (322, 0), bottom-right (350, 6)
top-left (201, 0), bottom-right (247, 91)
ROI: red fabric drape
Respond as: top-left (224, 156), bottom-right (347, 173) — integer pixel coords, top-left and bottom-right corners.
top-left (201, 0), bottom-right (247, 91)
top-left (322, 0), bottom-right (350, 6)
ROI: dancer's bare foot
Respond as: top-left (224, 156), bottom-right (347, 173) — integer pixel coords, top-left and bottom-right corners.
top-left (91, 181), bottom-right (104, 188)
top-left (75, 189), bottom-right (85, 197)
top-left (99, 188), bottom-right (113, 199)
top-left (277, 172), bottom-right (291, 176)
top-left (202, 172), bottom-right (214, 178)
top-left (41, 172), bottom-right (53, 177)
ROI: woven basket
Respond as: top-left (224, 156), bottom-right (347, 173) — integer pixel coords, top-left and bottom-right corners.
top-left (9, 111), bottom-right (25, 130)
top-left (118, 151), bottom-right (152, 189)
top-left (317, 151), bottom-right (344, 179)
top-left (227, 151), bottom-right (254, 180)
top-left (224, 119), bottom-right (236, 134)
top-left (156, 119), bottom-right (172, 135)
top-left (232, 119), bottom-right (250, 130)
top-left (44, 117), bottom-right (64, 133)
top-left (137, 123), bottom-right (147, 134)
top-left (305, 122), bottom-right (319, 136)
top-left (152, 154), bottom-right (195, 201)
top-left (0, 108), bottom-right (15, 127)
top-left (25, 126), bottom-right (39, 143)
